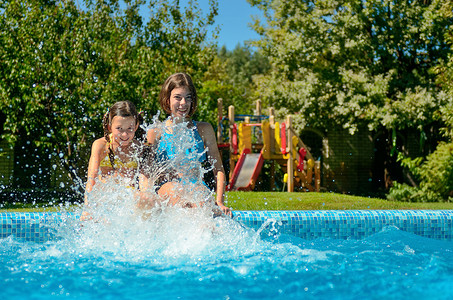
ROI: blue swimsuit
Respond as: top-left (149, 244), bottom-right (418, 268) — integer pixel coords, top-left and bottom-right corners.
top-left (157, 121), bottom-right (208, 185)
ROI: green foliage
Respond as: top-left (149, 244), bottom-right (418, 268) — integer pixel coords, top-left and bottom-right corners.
top-left (386, 182), bottom-right (420, 202)
top-left (248, 0), bottom-right (453, 200)
top-left (217, 44), bottom-right (270, 111)
top-left (387, 94), bottom-right (453, 202)
top-left (195, 44), bottom-right (271, 127)
top-left (218, 44), bottom-right (270, 86)
top-left (0, 0), bottom-right (218, 182)
top-left (397, 152), bottom-right (423, 179)
top-left (387, 1), bottom-right (453, 203)
top-left (418, 142), bottom-right (453, 200)
top-left (433, 1), bottom-right (453, 99)
top-left (248, 0), bottom-right (452, 134)
top-left (388, 142), bottom-right (453, 202)
top-left (440, 100), bottom-right (453, 140)
top-left (196, 78), bottom-right (251, 125)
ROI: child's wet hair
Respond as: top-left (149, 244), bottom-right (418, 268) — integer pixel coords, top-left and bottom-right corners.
top-left (102, 100), bottom-right (145, 143)
top-left (159, 73), bottom-right (198, 117)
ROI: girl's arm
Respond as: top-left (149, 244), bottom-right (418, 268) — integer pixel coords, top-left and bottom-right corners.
top-left (81, 139), bottom-right (105, 221)
top-left (85, 139), bottom-right (105, 200)
top-left (146, 127), bottom-right (161, 145)
top-left (198, 122), bottom-right (232, 216)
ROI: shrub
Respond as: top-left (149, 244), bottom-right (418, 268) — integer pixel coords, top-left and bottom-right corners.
top-left (388, 142), bottom-right (453, 202)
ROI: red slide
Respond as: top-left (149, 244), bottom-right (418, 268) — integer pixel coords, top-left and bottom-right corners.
top-left (227, 149), bottom-right (264, 191)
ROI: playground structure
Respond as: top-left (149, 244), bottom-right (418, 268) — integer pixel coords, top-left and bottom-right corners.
top-left (216, 99), bottom-right (321, 192)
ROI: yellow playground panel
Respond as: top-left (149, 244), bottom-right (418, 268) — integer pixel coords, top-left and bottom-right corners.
top-left (217, 99), bottom-right (321, 192)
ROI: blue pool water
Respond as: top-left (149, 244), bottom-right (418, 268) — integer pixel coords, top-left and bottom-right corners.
top-left (1, 209), bottom-right (453, 299)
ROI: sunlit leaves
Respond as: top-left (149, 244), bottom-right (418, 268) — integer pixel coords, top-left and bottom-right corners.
top-left (0, 0), bottom-right (218, 182)
top-left (248, 0), bottom-right (452, 134)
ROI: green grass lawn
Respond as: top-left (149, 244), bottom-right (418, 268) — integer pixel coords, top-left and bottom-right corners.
top-left (225, 191), bottom-right (453, 210)
top-left (1, 191), bottom-right (453, 212)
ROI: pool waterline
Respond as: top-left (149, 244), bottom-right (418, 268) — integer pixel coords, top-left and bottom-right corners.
top-left (1, 210), bottom-right (453, 242)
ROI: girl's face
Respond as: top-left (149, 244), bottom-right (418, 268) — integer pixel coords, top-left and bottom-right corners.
top-left (109, 116), bottom-right (138, 146)
top-left (169, 86), bottom-right (192, 119)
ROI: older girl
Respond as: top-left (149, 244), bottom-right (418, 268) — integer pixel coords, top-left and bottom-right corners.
top-left (148, 73), bottom-right (231, 216)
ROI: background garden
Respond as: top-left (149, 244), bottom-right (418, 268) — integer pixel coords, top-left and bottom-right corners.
top-left (0, 0), bottom-right (452, 207)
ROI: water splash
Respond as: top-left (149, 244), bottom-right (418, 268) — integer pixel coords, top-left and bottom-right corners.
top-left (63, 116), bottom-right (262, 261)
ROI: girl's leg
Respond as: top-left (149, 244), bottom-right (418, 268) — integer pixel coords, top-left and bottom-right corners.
top-left (158, 181), bottom-right (182, 206)
top-left (157, 181), bottom-right (198, 208)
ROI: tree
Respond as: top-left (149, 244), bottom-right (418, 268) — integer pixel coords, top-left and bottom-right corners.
top-left (194, 44), bottom-right (271, 127)
top-left (248, 0), bottom-right (452, 134)
top-left (218, 44), bottom-right (270, 86)
top-left (387, 1), bottom-right (453, 202)
top-left (0, 0), bottom-right (218, 192)
top-left (247, 0), bottom-right (453, 196)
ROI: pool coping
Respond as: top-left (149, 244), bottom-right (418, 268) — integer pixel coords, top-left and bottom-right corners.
top-left (1, 210), bottom-right (453, 242)
top-left (235, 210), bottom-right (453, 241)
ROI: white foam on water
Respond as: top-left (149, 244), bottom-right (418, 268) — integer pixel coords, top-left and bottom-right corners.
top-left (56, 118), bottom-right (274, 262)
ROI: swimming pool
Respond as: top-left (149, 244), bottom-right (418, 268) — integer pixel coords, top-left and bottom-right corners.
top-left (1, 210), bottom-right (453, 299)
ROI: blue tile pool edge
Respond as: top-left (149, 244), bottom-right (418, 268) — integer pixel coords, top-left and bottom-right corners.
top-left (1, 210), bottom-right (453, 242)
top-left (0, 212), bottom-right (77, 243)
top-left (234, 210), bottom-right (453, 241)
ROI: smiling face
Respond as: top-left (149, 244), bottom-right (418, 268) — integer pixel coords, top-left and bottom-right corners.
top-left (109, 116), bottom-right (138, 146)
top-left (169, 86), bottom-right (193, 119)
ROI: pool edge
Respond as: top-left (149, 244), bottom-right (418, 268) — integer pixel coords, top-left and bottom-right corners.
top-left (1, 210), bottom-right (452, 241)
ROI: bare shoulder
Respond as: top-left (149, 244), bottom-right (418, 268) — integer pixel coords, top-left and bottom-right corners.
top-left (91, 137), bottom-right (108, 155)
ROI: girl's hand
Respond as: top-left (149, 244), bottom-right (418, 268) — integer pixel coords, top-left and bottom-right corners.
top-left (80, 211), bottom-right (93, 221)
top-left (217, 204), bottom-right (232, 217)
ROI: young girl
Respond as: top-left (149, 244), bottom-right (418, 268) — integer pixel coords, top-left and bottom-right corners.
top-left (148, 73), bottom-right (232, 216)
top-left (82, 100), bottom-right (152, 220)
